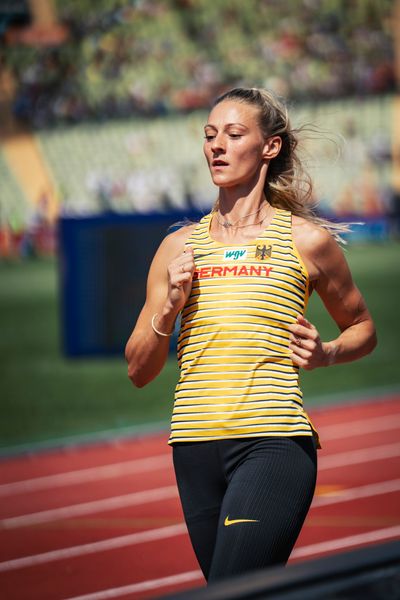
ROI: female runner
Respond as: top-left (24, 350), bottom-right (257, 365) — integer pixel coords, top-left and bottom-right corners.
top-left (125, 87), bottom-right (376, 582)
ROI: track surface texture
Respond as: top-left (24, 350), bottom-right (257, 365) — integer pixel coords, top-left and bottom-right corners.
top-left (0, 394), bottom-right (399, 600)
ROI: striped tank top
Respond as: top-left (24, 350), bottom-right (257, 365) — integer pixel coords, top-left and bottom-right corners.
top-left (169, 208), bottom-right (317, 445)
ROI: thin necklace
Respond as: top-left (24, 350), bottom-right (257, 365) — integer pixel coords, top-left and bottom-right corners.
top-left (215, 203), bottom-right (268, 229)
top-left (215, 214), bottom-right (267, 229)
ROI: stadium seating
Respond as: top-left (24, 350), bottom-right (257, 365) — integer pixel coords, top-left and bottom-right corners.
top-left (0, 0), bottom-right (395, 247)
top-left (35, 96), bottom-right (392, 218)
top-left (0, 150), bottom-right (29, 229)
top-left (4, 0), bottom-right (395, 127)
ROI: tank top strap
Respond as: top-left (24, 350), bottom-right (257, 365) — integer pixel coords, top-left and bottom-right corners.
top-left (185, 213), bottom-right (212, 248)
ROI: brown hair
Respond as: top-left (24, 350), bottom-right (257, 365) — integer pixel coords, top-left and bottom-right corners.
top-left (212, 87), bottom-right (349, 242)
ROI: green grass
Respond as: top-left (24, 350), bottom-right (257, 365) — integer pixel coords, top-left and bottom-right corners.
top-left (0, 259), bottom-right (176, 449)
top-left (1, 242), bottom-right (399, 451)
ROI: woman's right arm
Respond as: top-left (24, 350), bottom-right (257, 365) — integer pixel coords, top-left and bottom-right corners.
top-left (125, 227), bottom-right (195, 388)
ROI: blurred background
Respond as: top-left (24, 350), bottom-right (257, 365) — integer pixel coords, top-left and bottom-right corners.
top-left (0, 0), bottom-right (399, 453)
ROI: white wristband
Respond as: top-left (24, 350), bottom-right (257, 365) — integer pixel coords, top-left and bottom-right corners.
top-left (151, 313), bottom-right (173, 337)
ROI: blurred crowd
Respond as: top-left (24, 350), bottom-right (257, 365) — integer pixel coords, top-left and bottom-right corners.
top-left (0, 194), bottom-right (56, 259)
top-left (0, 0), bottom-right (397, 259)
top-left (2, 0), bottom-right (395, 128)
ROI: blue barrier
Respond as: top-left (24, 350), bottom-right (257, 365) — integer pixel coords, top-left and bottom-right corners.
top-left (58, 211), bottom-right (391, 357)
top-left (58, 211), bottom-right (202, 357)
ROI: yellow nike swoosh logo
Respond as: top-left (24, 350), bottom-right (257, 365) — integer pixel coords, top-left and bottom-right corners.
top-left (224, 516), bottom-right (259, 526)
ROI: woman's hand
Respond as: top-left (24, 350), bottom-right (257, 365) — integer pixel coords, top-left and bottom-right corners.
top-left (290, 223), bottom-right (376, 370)
top-left (165, 246), bottom-right (195, 314)
top-left (125, 228), bottom-right (196, 388)
top-left (288, 315), bottom-right (334, 370)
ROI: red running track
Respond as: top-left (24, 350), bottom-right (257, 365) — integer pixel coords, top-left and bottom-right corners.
top-left (0, 394), bottom-right (399, 600)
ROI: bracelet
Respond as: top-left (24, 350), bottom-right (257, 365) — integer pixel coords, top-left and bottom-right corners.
top-left (151, 313), bottom-right (173, 337)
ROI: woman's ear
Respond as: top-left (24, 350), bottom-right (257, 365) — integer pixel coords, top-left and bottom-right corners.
top-left (263, 136), bottom-right (282, 160)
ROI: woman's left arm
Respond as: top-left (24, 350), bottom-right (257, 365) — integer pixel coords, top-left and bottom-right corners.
top-left (289, 227), bottom-right (377, 370)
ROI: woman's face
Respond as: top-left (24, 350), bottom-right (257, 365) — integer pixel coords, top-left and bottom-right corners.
top-left (203, 100), bottom-right (268, 190)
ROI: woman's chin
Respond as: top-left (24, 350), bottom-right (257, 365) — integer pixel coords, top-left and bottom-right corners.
top-left (210, 174), bottom-right (237, 188)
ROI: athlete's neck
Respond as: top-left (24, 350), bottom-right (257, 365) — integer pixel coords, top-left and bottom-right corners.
top-left (211, 200), bottom-right (274, 245)
top-left (217, 191), bottom-right (269, 228)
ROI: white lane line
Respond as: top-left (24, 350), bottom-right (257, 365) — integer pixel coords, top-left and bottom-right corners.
top-left (0, 523), bottom-right (188, 573)
top-left (63, 526), bottom-right (400, 600)
top-left (2, 442), bottom-right (399, 528)
top-left (0, 486), bottom-right (178, 529)
top-left (0, 455), bottom-right (171, 497)
top-left (63, 570), bottom-right (204, 600)
top-left (312, 478), bottom-right (400, 507)
top-left (319, 442), bottom-right (400, 470)
top-left (292, 525), bottom-right (400, 559)
top-left (1, 413), bottom-right (399, 496)
top-left (319, 414), bottom-right (400, 441)
top-left (1, 478), bottom-right (399, 573)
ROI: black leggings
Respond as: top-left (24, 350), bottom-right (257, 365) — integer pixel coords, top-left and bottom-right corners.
top-left (173, 436), bottom-right (317, 582)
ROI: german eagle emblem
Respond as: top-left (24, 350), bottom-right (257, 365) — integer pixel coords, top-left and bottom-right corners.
top-left (255, 244), bottom-right (272, 261)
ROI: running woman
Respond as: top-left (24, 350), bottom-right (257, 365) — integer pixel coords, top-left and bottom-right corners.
top-left (125, 88), bottom-right (377, 582)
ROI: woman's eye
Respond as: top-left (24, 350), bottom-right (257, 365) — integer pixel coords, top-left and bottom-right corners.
top-left (204, 133), bottom-right (241, 141)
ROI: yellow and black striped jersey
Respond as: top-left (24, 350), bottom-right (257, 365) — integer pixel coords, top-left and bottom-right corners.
top-left (168, 208), bottom-right (318, 445)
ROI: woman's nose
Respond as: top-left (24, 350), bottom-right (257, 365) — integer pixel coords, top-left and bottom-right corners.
top-left (211, 134), bottom-right (225, 153)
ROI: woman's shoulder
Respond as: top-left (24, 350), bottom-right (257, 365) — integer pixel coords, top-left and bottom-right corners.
top-left (159, 222), bottom-right (199, 255)
top-left (170, 222), bottom-right (198, 241)
top-left (292, 214), bottom-right (337, 254)
top-left (291, 215), bottom-right (344, 281)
